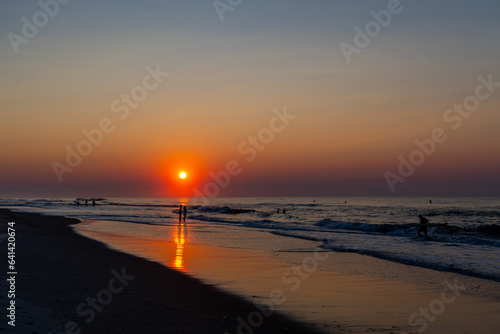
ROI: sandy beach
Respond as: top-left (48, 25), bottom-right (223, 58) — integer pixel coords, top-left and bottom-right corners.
top-left (2, 208), bottom-right (500, 333)
top-left (0, 209), bottom-right (322, 333)
top-left (75, 217), bottom-right (500, 334)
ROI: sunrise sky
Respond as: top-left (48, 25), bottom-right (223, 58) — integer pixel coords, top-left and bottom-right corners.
top-left (1, 0), bottom-right (499, 197)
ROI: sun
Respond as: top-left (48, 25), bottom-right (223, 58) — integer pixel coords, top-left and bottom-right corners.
top-left (179, 171), bottom-right (187, 179)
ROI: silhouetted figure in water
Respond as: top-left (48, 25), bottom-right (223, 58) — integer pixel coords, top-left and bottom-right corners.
top-left (85, 200), bottom-right (88, 206)
top-left (75, 200), bottom-right (80, 206)
top-left (178, 205), bottom-right (183, 222)
top-left (282, 209), bottom-right (286, 214)
top-left (418, 215), bottom-right (430, 238)
top-left (92, 200), bottom-right (96, 206)
top-left (430, 199), bottom-right (432, 204)
top-left (277, 208), bottom-right (280, 214)
top-left (182, 205), bottom-right (187, 222)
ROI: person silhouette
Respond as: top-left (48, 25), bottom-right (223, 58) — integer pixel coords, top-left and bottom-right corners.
top-left (92, 200), bottom-right (96, 206)
top-left (418, 215), bottom-right (430, 238)
top-left (182, 205), bottom-right (187, 222)
top-left (178, 205), bottom-right (183, 222)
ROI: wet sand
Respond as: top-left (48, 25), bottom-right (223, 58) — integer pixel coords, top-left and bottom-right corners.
top-left (0, 209), bottom-right (323, 333)
top-left (76, 218), bottom-right (500, 334)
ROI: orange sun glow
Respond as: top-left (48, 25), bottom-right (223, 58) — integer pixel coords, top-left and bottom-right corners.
top-left (179, 172), bottom-right (187, 179)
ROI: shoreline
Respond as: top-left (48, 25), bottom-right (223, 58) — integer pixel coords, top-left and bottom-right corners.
top-left (0, 208), bottom-right (323, 333)
top-left (75, 217), bottom-right (500, 333)
top-left (3, 208), bottom-right (500, 333)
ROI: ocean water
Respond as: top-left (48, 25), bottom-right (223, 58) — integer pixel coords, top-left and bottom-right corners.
top-left (1, 197), bottom-right (499, 281)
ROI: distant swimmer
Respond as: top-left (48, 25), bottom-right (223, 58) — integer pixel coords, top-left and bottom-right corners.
top-left (418, 215), bottom-right (430, 238)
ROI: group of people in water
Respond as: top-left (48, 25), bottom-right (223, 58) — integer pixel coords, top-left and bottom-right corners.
top-left (74, 200), bottom-right (96, 206)
top-left (72, 198), bottom-right (444, 239)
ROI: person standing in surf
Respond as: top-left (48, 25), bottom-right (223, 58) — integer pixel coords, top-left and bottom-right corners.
top-left (418, 215), bottom-right (430, 238)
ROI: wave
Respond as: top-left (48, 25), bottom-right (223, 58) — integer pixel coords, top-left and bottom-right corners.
top-left (314, 219), bottom-right (500, 242)
top-left (270, 230), bottom-right (500, 282)
top-left (315, 219), bottom-right (404, 234)
top-left (319, 240), bottom-right (500, 282)
top-left (426, 209), bottom-right (500, 218)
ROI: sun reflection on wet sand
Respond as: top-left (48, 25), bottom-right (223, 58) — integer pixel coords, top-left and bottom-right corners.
top-left (171, 221), bottom-right (187, 271)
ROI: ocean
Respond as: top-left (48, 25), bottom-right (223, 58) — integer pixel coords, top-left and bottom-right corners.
top-left (1, 196), bottom-right (499, 281)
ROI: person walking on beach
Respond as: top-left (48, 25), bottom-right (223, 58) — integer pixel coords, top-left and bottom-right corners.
top-left (182, 205), bottom-right (187, 222)
top-left (418, 215), bottom-right (430, 238)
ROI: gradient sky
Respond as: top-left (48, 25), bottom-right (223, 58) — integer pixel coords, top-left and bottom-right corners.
top-left (1, 0), bottom-right (499, 198)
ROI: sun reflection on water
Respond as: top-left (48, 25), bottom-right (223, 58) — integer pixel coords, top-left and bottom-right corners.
top-left (171, 221), bottom-right (187, 271)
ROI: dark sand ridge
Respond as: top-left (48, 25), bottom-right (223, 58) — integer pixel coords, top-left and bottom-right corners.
top-left (0, 209), bottom-right (324, 333)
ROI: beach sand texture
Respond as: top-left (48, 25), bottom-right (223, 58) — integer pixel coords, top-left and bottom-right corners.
top-left (1, 208), bottom-right (500, 333)
top-left (0, 209), bottom-right (322, 333)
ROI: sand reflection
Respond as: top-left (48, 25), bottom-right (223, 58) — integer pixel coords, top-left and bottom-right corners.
top-left (171, 221), bottom-right (187, 271)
